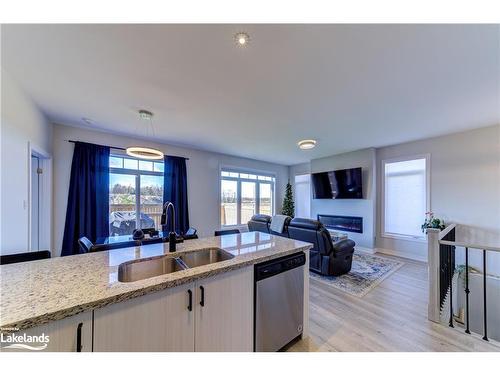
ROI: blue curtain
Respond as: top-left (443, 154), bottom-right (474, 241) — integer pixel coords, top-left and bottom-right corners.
top-left (163, 155), bottom-right (190, 234)
top-left (61, 142), bottom-right (110, 256)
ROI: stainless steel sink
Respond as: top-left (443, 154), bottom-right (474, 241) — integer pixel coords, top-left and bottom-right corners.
top-left (118, 248), bottom-right (235, 282)
top-left (118, 256), bottom-right (186, 282)
top-left (179, 248), bottom-right (234, 268)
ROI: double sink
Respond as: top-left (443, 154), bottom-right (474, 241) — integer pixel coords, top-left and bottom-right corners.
top-left (118, 248), bottom-right (235, 283)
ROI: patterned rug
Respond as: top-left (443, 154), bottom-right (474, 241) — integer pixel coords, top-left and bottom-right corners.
top-left (310, 252), bottom-right (404, 297)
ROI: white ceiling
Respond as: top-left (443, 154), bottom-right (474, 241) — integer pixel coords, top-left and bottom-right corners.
top-left (2, 24), bottom-right (499, 165)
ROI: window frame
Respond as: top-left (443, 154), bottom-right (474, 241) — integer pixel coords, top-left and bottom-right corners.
top-left (109, 154), bottom-right (164, 231)
top-left (381, 154), bottom-right (431, 242)
top-left (218, 165), bottom-right (276, 228)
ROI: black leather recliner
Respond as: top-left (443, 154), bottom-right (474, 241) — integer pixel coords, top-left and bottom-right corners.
top-left (247, 214), bottom-right (272, 233)
top-left (247, 215), bottom-right (355, 276)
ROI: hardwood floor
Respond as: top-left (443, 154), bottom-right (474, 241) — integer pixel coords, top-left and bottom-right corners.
top-left (288, 253), bottom-right (499, 352)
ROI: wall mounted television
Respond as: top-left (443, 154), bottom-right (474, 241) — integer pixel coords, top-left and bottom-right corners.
top-left (311, 167), bottom-right (363, 199)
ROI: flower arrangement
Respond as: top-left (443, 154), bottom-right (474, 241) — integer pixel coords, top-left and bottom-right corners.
top-left (421, 211), bottom-right (445, 233)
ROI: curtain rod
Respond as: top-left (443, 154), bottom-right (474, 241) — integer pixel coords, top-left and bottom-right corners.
top-left (67, 139), bottom-right (126, 150)
top-left (66, 140), bottom-right (189, 160)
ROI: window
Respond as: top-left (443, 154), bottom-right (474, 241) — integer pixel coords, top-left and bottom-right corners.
top-left (109, 155), bottom-right (164, 235)
top-left (294, 174), bottom-right (311, 219)
top-left (220, 169), bottom-right (275, 226)
top-left (382, 156), bottom-right (429, 240)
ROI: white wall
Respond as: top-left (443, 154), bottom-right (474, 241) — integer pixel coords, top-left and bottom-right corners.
top-left (289, 162), bottom-right (311, 179)
top-left (306, 148), bottom-right (377, 249)
top-left (376, 125), bottom-right (500, 261)
top-left (0, 69), bottom-right (52, 254)
top-left (52, 123), bottom-right (289, 256)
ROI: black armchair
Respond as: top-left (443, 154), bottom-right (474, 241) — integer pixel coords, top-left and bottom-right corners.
top-left (287, 218), bottom-right (355, 276)
top-left (247, 214), bottom-right (272, 233)
top-left (247, 215), bottom-right (355, 276)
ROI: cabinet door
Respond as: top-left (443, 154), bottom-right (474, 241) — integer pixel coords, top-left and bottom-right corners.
top-left (194, 266), bottom-right (253, 352)
top-left (93, 283), bottom-right (195, 352)
top-left (3, 311), bottom-right (92, 352)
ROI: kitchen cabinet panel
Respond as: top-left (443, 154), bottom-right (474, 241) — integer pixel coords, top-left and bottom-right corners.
top-left (93, 283), bottom-right (195, 351)
top-left (194, 266), bottom-right (253, 352)
top-left (3, 311), bottom-right (92, 352)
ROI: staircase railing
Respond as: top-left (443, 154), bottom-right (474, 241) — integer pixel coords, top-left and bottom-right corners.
top-left (428, 224), bottom-right (500, 342)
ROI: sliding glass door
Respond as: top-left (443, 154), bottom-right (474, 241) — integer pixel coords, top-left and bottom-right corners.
top-left (109, 155), bottom-right (164, 236)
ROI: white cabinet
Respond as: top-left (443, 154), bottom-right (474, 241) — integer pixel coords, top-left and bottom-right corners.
top-left (5, 311), bottom-right (92, 352)
top-left (194, 266), bottom-right (253, 352)
top-left (93, 282), bottom-right (195, 351)
top-left (92, 266), bottom-right (253, 352)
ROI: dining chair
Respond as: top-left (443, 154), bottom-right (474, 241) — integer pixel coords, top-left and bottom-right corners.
top-left (90, 240), bottom-right (141, 252)
top-left (140, 237), bottom-right (165, 245)
top-left (0, 250), bottom-right (51, 265)
top-left (78, 236), bottom-right (94, 253)
top-left (214, 229), bottom-right (241, 236)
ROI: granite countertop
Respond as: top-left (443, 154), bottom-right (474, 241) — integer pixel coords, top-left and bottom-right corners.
top-left (0, 232), bottom-right (311, 331)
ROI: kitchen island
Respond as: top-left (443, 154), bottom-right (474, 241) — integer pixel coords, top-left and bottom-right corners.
top-left (0, 232), bottom-right (311, 352)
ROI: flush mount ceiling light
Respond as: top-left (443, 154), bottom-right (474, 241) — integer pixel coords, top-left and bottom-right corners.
top-left (234, 32), bottom-right (250, 47)
top-left (138, 109), bottom-right (153, 121)
top-left (126, 110), bottom-right (164, 160)
top-left (298, 139), bottom-right (317, 150)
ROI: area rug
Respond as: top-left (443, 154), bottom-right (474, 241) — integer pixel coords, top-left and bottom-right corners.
top-left (310, 253), bottom-right (404, 297)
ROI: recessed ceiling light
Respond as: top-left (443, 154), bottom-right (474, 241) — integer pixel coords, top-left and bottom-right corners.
top-left (234, 32), bottom-right (250, 47)
top-left (298, 139), bottom-right (317, 150)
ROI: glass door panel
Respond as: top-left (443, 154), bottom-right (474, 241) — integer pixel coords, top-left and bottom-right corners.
top-left (241, 181), bottom-right (256, 224)
top-left (140, 174), bottom-right (164, 230)
top-left (109, 173), bottom-right (137, 236)
top-left (259, 183), bottom-right (273, 216)
top-left (221, 179), bottom-right (238, 225)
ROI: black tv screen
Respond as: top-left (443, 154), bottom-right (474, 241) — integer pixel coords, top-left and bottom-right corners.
top-left (311, 167), bottom-right (363, 199)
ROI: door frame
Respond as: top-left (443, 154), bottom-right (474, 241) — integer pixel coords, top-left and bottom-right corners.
top-left (28, 142), bottom-right (52, 252)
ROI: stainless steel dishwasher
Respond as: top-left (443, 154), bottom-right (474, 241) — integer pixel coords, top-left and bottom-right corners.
top-left (254, 252), bottom-right (305, 352)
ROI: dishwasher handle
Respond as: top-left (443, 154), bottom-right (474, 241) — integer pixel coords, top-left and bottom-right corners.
top-left (255, 252), bottom-right (305, 281)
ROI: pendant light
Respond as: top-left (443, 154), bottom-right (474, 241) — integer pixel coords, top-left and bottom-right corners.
top-left (126, 110), bottom-right (164, 160)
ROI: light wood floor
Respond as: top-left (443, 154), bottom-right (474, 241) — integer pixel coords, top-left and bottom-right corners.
top-left (288, 253), bottom-right (499, 352)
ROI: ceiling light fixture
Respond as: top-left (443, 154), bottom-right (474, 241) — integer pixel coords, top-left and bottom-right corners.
top-left (234, 32), bottom-right (250, 47)
top-left (298, 139), bottom-right (317, 150)
top-left (126, 146), bottom-right (164, 160)
top-left (126, 110), bottom-right (164, 160)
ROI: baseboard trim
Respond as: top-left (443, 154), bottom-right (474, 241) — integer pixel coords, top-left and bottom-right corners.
top-left (355, 246), bottom-right (376, 254)
top-left (375, 247), bottom-right (427, 263)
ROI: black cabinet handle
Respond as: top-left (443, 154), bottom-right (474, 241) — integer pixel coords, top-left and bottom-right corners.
top-left (187, 289), bottom-right (193, 311)
top-left (199, 285), bottom-right (205, 307)
top-left (76, 322), bottom-right (83, 352)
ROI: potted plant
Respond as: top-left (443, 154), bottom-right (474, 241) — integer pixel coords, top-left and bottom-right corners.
top-left (421, 211), bottom-right (445, 233)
